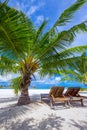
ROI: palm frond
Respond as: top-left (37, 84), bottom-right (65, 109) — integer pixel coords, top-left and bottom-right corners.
top-left (11, 76), bottom-right (21, 95)
top-left (0, 56), bottom-right (20, 74)
top-left (57, 45), bottom-right (87, 59)
top-left (53, 0), bottom-right (87, 27)
top-left (37, 20), bottom-right (87, 61)
top-left (0, 3), bottom-right (34, 60)
top-left (0, 0), bottom-right (8, 9)
top-left (34, 20), bottom-right (48, 44)
top-left (40, 55), bottom-right (87, 75)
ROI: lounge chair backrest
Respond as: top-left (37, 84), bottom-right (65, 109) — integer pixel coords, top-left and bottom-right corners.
top-left (49, 87), bottom-right (58, 97)
top-left (64, 87), bottom-right (74, 96)
top-left (49, 86), bottom-right (64, 98)
top-left (71, 87), bottom-right (80, 96)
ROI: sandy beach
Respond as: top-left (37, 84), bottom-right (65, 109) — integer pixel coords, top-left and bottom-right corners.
top-left (0, 89), bottom-right (87, 130)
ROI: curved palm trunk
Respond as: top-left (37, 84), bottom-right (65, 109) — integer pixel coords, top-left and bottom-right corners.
top-left (17, 75), bottom-right (31, 105)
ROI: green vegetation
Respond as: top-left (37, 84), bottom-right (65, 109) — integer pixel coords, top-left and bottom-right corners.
top-left (11, 77), bottom-right (21, 95)
top-left (59, 52), bottom-right (87, 85)
top-left (0, 84), bottom-right (8, 88)
top-left (0, 0), bottom-right (87, 105)
top-left (80, 88), bottom-right (87, 91)
top-left (0, 85), bottom-right (2, 88)
top-left (31, 86), bottom-right (37, 89)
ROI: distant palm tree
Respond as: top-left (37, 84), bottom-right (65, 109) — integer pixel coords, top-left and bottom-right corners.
top-left (59, 52), bottom-right (87, 85)
top-left (0, 0), bottom-right (87, 105)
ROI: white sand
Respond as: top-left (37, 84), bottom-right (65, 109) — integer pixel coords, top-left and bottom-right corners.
top-left (0, 89), bottom-right (87, 130)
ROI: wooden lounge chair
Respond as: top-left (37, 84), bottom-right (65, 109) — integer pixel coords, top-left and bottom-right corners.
top-left (49, 86), bottom-right (70, 108)
top-left (64, 87), bottom-right (74, 97)
top-left (40, 87), bottom-right (64, 101)
top-left (64, 87), bottom-right (84, 106)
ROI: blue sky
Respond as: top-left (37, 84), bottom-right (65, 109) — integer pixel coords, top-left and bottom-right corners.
top-left (7, 0), bottom-right (87, 46)
top-left (0, 0), bottom-right (87, 88)
top-left (7, 0), bottom-right (87, 27)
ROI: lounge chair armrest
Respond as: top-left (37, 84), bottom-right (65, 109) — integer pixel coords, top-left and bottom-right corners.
top-left (67, 94), bottom-right (73, 99)
top-left (81, 96), bottom-right (87, 99)
top-left (76, 94), bottom-right (81, 97)
top-left (62, 95), bottom-right (66, 98)
top-left (76, 94), bottom-right (87, 99)
top-left (67, 94), bottom-right (72, 97)
top-left (50, 94), bottom-right (55, 98)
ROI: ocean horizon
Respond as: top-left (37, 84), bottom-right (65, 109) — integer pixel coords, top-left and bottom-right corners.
top-left (0, 81), bottom-right (87, 89)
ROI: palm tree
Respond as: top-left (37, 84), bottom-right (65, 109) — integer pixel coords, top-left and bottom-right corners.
top-left (58, 52), bottom-right (87, 85)
top-left (0, 0), bottom-right (87, 105)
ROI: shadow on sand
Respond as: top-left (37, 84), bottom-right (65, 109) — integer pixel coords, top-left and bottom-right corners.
top-left (0, 94), bottom-right (87, 130)
top-left (0, 112), bottom-right (65, 130)
top-left (70, 120), bottom-right (87, 130)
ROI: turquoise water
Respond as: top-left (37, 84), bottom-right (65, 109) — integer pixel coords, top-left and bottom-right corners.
top-left (0, 81), bottom-right (87, 89)
top-left (30, 81), bottom-right (87, 89)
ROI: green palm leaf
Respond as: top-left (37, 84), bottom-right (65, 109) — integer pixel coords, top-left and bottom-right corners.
top-left (53, 0), bottom-right (87, 27)
top-left (0, 1), bottom-right (87, 105)
top-left (37, 21), bottom-right (87, 61)
top-left (0, 2), bottom-right (34, 60)
top-left (11, 76), bottom-right (21, 95)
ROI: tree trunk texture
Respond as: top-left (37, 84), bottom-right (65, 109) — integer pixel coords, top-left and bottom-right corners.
top-left (17, 86), bottom-right (30, 105)
top-left (17, 75), bottom-right (31, 105)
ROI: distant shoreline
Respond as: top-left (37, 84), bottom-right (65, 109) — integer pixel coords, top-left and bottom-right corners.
top-left (0, 81), bottom-right (87, 89)
top-left (0, 89), bottom-right (87, 98)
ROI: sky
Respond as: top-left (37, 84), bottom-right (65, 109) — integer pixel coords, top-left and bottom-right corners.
top-left (0, 0), bottom-right (87, 88)
top-left (7, 0), bottom-right (87, 46)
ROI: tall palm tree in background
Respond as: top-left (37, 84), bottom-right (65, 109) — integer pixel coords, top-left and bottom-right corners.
top-left (0, 0), bottom-right (87, 105)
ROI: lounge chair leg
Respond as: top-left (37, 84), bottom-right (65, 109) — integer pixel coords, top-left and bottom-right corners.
top-left (41, 97), bottom-right (42, 102)
top-left (64, 101), bottom-right (70, 108)
top-left (67, 100), bottom-right (73, 107)
top-left (81, 99), bottom-right (84, 106)
top-left (50, 99), bottom-right (55, 109)
top-left (50, 102), bottom-right (54, 108)
top-left (41, 97), bottom-right (43, 103)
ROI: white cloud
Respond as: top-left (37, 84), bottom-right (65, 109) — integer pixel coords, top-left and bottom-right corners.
top-left (55, 77), bottom-right (61, 82)
top-left (15, 1), bottom-right (45, 17)
top-left (44, 77), bottom-right (61, 84)
top-left (33, 80), bottom-right (45, 83)
top-left (16, 2), bottom-right (26, 11)
top-left (32, 72), bottom-right (61, 85)
top-left (0, 74), bottom-right (12, 82)
top-left (27, 2), bottom-right (45, 17)
top-left (0, 74), bottom-right (18, 82)
top-left (35, 15), bottom-right (44, 25)
top-left (16, 2), bottom-right (21, 10)
top-left (27, 6), bottom-right (38, 16)
top-left (34, 72), bottom-right (50, 80)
